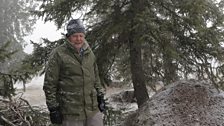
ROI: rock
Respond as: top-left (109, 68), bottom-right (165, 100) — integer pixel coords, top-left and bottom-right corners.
top-left (124, 80), bottom-right (224, 126)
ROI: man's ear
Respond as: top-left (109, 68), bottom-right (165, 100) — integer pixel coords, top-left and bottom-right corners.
top-left (67, 36), bottom-right (71, 42)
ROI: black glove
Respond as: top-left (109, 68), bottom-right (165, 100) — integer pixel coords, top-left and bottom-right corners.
top-left (97, 95), bottom-right (106, 112)
top-left (49, 106), bottom-right (63, 124)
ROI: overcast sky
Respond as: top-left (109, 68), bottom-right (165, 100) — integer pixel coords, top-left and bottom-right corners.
top-left (23, 19), bottom-right (65, 54)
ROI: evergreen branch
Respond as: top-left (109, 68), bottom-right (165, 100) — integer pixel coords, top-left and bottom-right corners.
top-left (0, 41), bottom-right (18, 62)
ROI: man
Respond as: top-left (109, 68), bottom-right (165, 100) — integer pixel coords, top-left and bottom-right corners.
top-left (43, 19), bottom-right (105, 126)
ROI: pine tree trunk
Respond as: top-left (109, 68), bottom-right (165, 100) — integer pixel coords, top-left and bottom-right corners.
top-left (163, 54), bottom-right (177, 85)
top-left (127, 0), bottom-right (149, 108)
top-left (129, 36), bottom-right (149, 107)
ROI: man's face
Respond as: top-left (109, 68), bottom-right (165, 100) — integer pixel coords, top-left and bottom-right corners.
top-left (68, 33), bottom-right (85, 46)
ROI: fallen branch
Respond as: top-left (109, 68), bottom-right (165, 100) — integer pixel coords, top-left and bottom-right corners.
top-left (0, 115), bottom-right (16, 126)
top-left (0, 94), bottom-right (50, 125)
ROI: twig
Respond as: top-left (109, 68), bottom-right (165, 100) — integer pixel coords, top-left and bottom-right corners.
top-left (0, 94), bottom-right (49, 125)
top-left (0, 115), bottom-right (16, 126)
top-left (0, 98), bottom-right (10, 103)
top-left (19, 98), bottom-right (35, 112)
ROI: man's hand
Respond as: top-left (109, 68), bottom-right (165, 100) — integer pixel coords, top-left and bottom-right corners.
top-left (97, 95), bottom-right (106, 112)
top-left (49, 106), bottom-right (63, 124)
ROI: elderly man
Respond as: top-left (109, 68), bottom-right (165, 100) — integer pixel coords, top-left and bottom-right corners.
top-left (43, 19), bottom-right (105, 126)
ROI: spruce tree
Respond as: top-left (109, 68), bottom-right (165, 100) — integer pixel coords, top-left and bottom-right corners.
top-left (33, 0), bottom-right (224, 107)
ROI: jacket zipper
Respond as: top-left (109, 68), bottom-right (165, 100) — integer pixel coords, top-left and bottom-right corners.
top-left (80, 51), bottom-right (87, 120)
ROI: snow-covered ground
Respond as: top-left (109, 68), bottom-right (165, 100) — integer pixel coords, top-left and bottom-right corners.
top-left (14, 77), bottom-right (224, 126)
top-left (14, 75), bottom-right (46, 107)
top-left (124, 80), bottom-right (224, 126)
top-left (106, 88), bottom-right (138, 112)
top-left (14, 76), bottom-right (139, 111)
top-left (13, 76), bottom-right (141, 126)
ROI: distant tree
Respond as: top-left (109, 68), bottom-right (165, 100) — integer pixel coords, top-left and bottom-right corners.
top-left (0, 0), bottom-right (37, 98)
top-left (0, 0), bottom-right (37, 72)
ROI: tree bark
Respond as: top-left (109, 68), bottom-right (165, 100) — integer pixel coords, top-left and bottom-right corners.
top-left (129, 36), bottom-right (149, 107)
top-left (127, 0), bottom-right (149, 108)
top-left (163, 53), bottom-right (178, 85)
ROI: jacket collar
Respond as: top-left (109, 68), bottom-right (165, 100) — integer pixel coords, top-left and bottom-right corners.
top-left (65, 39), bottom-right (90, 55)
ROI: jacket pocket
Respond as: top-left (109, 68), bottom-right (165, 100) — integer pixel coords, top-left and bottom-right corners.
top-left (90, 90), bottom-right (98, 111)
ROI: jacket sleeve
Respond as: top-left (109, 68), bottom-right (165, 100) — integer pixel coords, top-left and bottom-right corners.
top-left (94, 61), bottom-right (105, 96)
top-left (43, 50), bottom-right (61, 109)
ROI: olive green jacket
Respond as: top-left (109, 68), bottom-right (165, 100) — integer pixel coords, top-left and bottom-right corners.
top-left (43, 39), bottom-right (104, 120)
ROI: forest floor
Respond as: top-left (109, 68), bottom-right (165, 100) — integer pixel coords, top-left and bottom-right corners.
top-left (123, 80), bottom-right (224, 126)
top-left (14, 76), bottom-right (139, 125)
top-left (15, 76), bottom-right (47, 108)
top-left (13, 77), bottom-right (224, 126)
